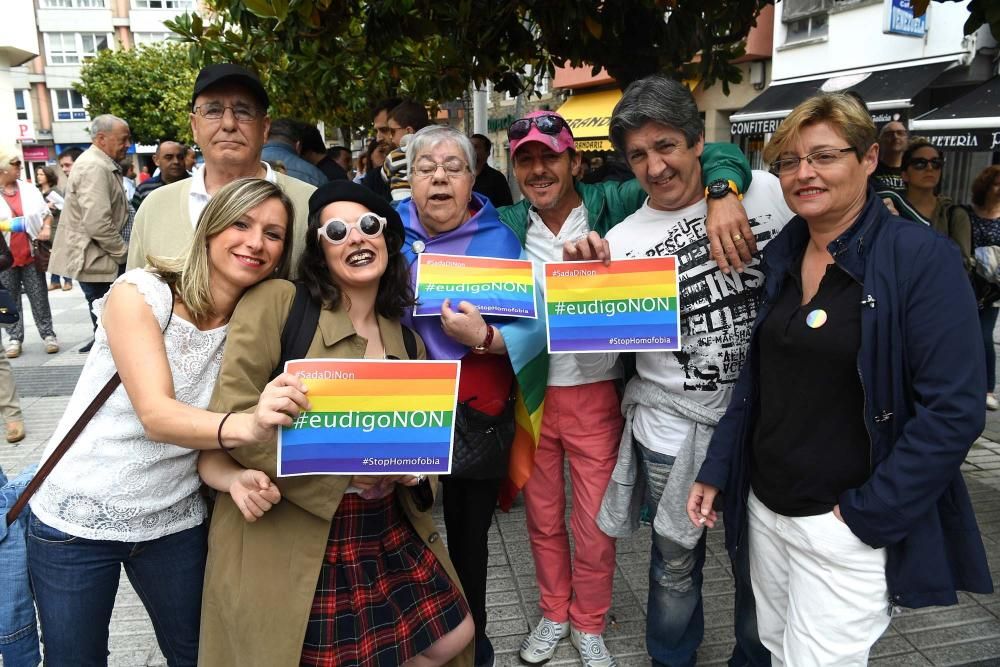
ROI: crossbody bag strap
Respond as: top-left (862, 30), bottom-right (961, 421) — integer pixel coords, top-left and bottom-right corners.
top-left (5, 288), bottom-right (176, 527)
top-left (5, 373), bottom-right (121, 526)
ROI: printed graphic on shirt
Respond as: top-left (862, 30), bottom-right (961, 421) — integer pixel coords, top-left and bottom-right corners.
top-left (616, 210), bottom-right (783, 394)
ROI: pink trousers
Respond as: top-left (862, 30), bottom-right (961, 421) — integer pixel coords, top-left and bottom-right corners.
top-left (522, 381), bottom-right (623, 634)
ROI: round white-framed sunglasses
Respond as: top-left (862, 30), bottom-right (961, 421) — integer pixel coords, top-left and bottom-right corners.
top-left (317, 213), bottom-right (387, 245)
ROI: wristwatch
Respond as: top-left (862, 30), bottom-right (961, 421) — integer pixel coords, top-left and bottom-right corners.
top-left (705, 179), bottom-right (743, 200)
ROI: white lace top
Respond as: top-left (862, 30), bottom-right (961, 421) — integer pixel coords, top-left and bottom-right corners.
top-left (30, 269), bottom-right (227, 541)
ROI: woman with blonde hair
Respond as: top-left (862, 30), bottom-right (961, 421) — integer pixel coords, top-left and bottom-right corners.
top-left (28, 178), bottom-right (297, 666)
top-left (688, 93), bottom-right (992, 665)
top-left (0, 147), bottom-right (59, 357)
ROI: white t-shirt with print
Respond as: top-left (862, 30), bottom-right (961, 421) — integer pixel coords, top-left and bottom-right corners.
top-left (603, 171), bottom-right (793, 456)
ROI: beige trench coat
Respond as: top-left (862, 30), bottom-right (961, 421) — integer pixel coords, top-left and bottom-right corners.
top-left (48, 145), bottom-right (129, 282)
top-left (200, 280), bottom-right (473, 667)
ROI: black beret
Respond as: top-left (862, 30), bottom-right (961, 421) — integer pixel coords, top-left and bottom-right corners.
top-left (308, 180), bottom-right (403, 238)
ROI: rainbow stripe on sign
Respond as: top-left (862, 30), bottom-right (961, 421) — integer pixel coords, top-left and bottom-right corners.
top-left (414, 253), bottom-right (537, 318)
top-left (278, 359), bottom-right (461, 476)
top-left (543, 256), bottom-right (681, 353)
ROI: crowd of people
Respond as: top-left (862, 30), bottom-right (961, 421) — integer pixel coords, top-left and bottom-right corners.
top-left (0, 60), bottom-right (996, 667)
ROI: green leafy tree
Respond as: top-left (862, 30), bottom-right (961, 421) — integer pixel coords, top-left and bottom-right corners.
top-left (76, 41), bottom-right (198, 145)
top-left (166, 0), bottom-right (771, 130)
top-left (165, 0), bottom-right (1000, 132)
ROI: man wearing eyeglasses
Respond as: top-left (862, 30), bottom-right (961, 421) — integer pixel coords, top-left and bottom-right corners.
top-left (498, 106), bottom-right (761, 667)
top-left (127, 64), bottom-right (314, 273)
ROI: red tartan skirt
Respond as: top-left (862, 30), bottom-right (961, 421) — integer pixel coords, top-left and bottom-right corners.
top-left (299, 491), bottom-right (469, 667)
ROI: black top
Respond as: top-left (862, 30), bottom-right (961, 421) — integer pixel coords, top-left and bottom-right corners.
top-left (872, 161), bottom-right (905, 194)
top-left (473, 165), bottom-right (514, 208)
top-left (360, 164), bottom-right (391, 201)
top-left (750, 253), bottom-right (870, 517)
top-left (316, 156), bottom-right (349, 182)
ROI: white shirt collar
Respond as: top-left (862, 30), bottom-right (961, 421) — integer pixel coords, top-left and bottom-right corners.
top-left (187, 161), bottom-right (276, 228)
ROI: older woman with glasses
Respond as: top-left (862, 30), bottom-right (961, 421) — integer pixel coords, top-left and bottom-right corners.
top-left (688, 93), bottom-right (992, 665)
top-left (880, 138), bottom-right (973, 272)
top-left (398, 125), bottom-right (549, 667)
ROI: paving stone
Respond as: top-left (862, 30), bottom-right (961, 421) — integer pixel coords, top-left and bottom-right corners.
top-left (908, 619), bottom-right (1000, 650)
top-left (892, 605), bottom-right (995, 633)
top-left (869, 652), bottom-right (933, 666)
top-left (921, 637), bottom-right (1000, 666)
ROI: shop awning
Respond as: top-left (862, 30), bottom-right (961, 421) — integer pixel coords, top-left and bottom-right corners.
top-left (729, 61), bottom-right (954, 137)
top-left (557, 89), bottom-right (622, 152)
top-left (911, 77), bottom-right (1000, 151)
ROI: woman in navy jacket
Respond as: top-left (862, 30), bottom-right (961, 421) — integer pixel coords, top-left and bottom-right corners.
top-left (687, 93), bottom-right (992, 665)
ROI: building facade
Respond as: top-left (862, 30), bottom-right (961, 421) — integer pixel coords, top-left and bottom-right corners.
top-left (9, 0), bottom-right (196, 179)
top-left (729, 0), bottom-right (998, 200)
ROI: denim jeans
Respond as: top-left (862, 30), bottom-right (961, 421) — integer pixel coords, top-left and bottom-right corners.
top-left (0, 466), bottom-right (41, 667)
top-left (636, 443), bottom-right (769, 667)
top-left (27, 515), bottom-right (206, 666)
top-left (980, 305), bottom-right (998, 392)
top-left (78, 281), bottom-right (112, 332)
top-left (637, 444), bottom-right (705, 667)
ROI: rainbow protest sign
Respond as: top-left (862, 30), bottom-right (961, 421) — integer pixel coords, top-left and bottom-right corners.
top-left (278, 359), bottom-right (461, 476)
top-left (543, 257), bottom-right (681, 353)
top-left (414, 252), bottom-right (536, 318)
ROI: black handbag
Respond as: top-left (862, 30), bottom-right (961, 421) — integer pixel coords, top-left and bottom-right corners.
top-left (0, 289), bottom-right (17, 328)
top-left (450, 394), bottom-right (516, 479)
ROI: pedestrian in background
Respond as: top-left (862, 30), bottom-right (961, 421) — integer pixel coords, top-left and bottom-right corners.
top-left (0, 230), bottom-right (25, 443)
top-left (970, 164), bottom-right (1000, 411)
top-left (0, 147), bottom-right (59, 358)
top-left (48, 114), bottom-right (132, 354)
top-left (36, 165), bottom-right (71, 292)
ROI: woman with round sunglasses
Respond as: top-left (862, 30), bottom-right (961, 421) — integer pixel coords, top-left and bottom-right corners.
top-left (880, 138), bottom-right (973, 272)
top-left (197, 179), bottom-right (474, 667)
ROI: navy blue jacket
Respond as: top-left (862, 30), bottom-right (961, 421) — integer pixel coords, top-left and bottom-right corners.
top-left (697, 190), bottom-right (993, 609)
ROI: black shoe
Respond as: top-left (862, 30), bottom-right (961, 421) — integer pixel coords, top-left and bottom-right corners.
top-left (474, 637), bottom-right (495, 667)
top-left (79, 340), bottom-right (94, 353)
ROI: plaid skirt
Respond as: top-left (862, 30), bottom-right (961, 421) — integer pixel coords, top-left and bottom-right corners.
top-left (299, 491), bottom-right (469, 666)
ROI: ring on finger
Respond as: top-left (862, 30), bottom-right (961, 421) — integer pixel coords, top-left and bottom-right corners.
top-left (732, 233), bottom-right (743, 242)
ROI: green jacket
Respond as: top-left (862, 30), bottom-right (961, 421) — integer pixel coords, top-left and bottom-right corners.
top-left (497, 142), bottom-right (752, 243)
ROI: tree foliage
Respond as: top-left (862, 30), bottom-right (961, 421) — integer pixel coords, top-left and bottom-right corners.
top-left (166, 0), bottom-right (771, 129)
top-left (164, 0), bottom-right (1000, 132)
top-left (76, 41), bottom-right (198, 145)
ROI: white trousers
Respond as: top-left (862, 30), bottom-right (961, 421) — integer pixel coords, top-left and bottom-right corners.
top-left (747, 490), bottom-right (891, 667)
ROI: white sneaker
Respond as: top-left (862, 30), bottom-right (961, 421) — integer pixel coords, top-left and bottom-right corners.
top-left (4, 341), bottom-right (20, 359)
top-left (988, 393), bottom-right (999, 411)
top-left (519, 617), bottom-right (569, 664)
top-left (570, 627), bottom-right (618, 667)
top-left (44, 335), bottom-right (59, 354)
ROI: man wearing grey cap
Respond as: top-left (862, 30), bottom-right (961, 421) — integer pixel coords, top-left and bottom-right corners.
top-left (127, 63), bottom-right (314, 273)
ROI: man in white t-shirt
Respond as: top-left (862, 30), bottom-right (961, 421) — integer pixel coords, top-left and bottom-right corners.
top-left (574, 75), bottom-right (793, 667)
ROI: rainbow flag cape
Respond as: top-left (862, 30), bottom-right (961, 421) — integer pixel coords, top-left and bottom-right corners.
top-left (399, 194), bottom-right (548, 509)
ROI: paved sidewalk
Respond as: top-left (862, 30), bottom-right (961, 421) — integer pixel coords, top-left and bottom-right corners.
top-left (3, 287), bottom-right (1000, 665)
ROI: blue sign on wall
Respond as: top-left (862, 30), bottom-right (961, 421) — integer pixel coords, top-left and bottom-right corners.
top-left (884, 0), bottom-right (927, 37)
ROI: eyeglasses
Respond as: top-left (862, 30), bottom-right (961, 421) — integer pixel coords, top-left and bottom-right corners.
top-left (412, 158), bottom-right (470, 180)
top-left (317, 213), bottom-right (386, 245)
top-left (507, 114), bottom-right (573, 141)
top-left (192, 103), bottom-right (260, 122)
top-left (907, 157), bottom-right (944, 171)
top-left (769, 147), bottom-right (858, 175)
